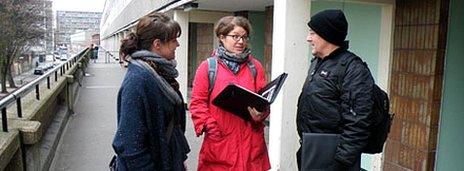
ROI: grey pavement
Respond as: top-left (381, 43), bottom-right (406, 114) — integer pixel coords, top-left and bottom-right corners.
top-left (50, 60), bottom-right (125, 171)
top-left (49, 59), bottom-right (203, 170)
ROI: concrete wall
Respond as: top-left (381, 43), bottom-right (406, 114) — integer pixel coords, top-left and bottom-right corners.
top-left (101, 0), bottom-right (172, 38)
top-left (0, 50), bottom-right (90, 170)
top-left (436, 0), bottom-right (464, 170)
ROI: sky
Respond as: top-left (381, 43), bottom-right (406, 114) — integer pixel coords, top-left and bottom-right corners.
top-left (52, 0), bottom-right (106, 12)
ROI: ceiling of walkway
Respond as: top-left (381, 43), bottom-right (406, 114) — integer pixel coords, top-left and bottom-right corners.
top-left (196, 0), bottom-right (273, 12)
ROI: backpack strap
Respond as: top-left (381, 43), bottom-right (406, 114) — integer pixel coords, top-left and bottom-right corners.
top-left (246, 60), bottom-right (257, 90)
top-left (247, 60), bottom-right (257, 80)
top-left (207, 57), bottom-right (217, 97)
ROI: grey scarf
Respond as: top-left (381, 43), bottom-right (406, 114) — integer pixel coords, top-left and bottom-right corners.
top-left (130, 59), bottom-right (182, 105)
top-left (129, 50), bottom-right (182, 105)
top-left (131, 50), bottom-right (179, 78)
top-left (216, 45), bottom-right (251, 74)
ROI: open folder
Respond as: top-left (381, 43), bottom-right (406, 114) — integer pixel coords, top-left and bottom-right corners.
top-left (212, 73), bottom-right (288, 121)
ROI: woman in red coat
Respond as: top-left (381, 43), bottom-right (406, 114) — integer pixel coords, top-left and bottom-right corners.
top-left (190, 16), bottom-right (271, 171)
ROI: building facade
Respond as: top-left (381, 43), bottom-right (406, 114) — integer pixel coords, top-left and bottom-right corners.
top-left (54, 11), bottom-right (102, 49)
top-left (100, 0), bottom-right (464, 170)
top-left (28, 0), bottom-right (53, 54)
top-left (44, 0), bottom-right (54, 52)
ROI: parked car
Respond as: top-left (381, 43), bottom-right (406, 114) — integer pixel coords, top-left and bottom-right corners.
top-left (34, 67), bottom-right (45, 75)
top-left (44, 63), bottom-right (54, 70)
top-left (46, 54), bottom-right (54, 62)
top-left (60, 54), bottom-right (69, 61)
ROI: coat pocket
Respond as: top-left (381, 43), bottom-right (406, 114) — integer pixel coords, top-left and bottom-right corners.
top-left (201, 133), bottom-right (235, 167)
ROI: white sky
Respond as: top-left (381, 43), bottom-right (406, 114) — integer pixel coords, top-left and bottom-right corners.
top-left (52, 0), bottom-right (106, 12)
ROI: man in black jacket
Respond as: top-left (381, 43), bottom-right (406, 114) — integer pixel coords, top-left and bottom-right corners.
top-left (296, 9), bottom-right (375, 171)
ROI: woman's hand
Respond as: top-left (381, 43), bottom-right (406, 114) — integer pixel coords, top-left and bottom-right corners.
top-left (248, 107), bottom-right (263, 122)
top-left (205, 118), bottom-right (222, 138)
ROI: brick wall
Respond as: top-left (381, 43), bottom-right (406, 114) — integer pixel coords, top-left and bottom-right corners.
top-left (264, 6), bottom-right (273, 81)
top-left (384, 0), bottom-right (449, 170)
top-left (196, 23), bottom-right (214, 66)
top-left (187, 23), bottom-right (214, 87)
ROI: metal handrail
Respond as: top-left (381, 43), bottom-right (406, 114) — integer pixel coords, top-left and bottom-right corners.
top-left (0, 48), bottom-right (89, 132)
top-left (97, 46), bottom-right (119, 61)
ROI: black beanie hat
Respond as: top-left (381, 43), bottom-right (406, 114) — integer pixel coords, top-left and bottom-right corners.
top-left (307, 9), bottom-right (348, 46)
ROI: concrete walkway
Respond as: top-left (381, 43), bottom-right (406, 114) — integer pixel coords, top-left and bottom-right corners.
top-left (50, 60), bottom-right (124, 170)
top-left (49, 59), bottom-right (203, 170)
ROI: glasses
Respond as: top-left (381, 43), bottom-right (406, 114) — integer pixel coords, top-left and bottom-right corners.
top-left (226, 35), bottom-right (249, 42)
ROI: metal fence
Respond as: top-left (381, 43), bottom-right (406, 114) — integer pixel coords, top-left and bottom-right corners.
top-left (96, 46), bottom-right (120, 63)
top-left (0, 48), bottom-right (89, 132)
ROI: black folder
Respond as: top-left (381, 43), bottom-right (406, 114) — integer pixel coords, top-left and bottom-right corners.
top-left (301, 133), bottom-right (340, 170)
top-left (212, 73), bottom-right (288, 121)
top-left (301, 133), bottom-right (360, 171)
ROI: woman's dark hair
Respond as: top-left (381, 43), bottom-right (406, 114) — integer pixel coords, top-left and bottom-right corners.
top-left (214, 16), bottom-right (252, 44)
top-left (119, 12), bottom-right (181, 59)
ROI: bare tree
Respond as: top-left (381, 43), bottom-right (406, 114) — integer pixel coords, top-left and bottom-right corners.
top-left (0, 0), bottom-right (45, 93)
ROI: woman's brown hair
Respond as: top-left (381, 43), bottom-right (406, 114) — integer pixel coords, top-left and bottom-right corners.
top-left (120, 12), bottom-right (181, 60)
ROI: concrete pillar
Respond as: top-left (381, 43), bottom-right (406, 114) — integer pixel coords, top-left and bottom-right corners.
top-left (269, 0), bottom-right (310, 170)
top-left (372, 4), bottom-right (394, 171)
top-left (378, 4), bottom-right (394, 92)
top-left (173, 10), bottom-right (189, 101)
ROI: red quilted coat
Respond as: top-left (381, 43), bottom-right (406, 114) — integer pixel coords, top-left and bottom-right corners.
top-left (190, 55), bottom-right (271, 171)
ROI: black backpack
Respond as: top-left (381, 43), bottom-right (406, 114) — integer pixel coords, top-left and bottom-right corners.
top-left (337, 52), bottom-right (395, 154)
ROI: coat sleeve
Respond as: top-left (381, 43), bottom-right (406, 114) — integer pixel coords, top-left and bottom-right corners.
top-left (335, 59), bottom-right (375, 166)
top-left (113, 76), bottom-right (155, 170)
top-left (189, 60), bottom-right (217, 136)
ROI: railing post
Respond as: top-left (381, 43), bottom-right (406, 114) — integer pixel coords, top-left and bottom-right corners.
top-left (47, 76), bottom-right (50, 89)
top-left (2, 108), bottom-right (7, 132)
top-left (55, 71), bottom-right (58, 81)
top-left (35, 84), bottom-right (40, 100)
top-left (105, 52), bottom-right (108, 63)
top-left (16, 98), bottom-right (22, 118)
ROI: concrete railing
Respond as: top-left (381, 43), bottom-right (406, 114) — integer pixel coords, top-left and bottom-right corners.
top-left (0, 48), bottom-right (91, 170)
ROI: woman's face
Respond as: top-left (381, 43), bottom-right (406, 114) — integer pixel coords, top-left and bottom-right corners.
top-left (219, 26), bottom-right (249, 55)
top-left (153, 38), bottom-right (179, 60)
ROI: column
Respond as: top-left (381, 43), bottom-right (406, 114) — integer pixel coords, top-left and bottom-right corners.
top-left (269, 0), bottom-right (310, 170)
top-left (173, 10), bottom-right (189, 101)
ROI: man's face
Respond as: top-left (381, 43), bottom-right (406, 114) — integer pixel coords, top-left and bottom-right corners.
top-left (306, 29), bottom-right (330, 58)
